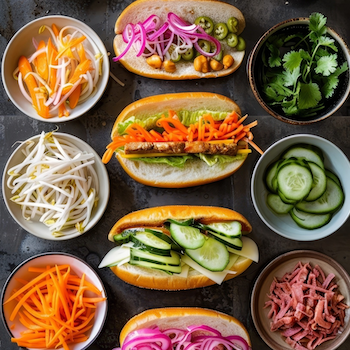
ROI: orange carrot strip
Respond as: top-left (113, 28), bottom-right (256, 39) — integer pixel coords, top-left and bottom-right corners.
top-left (18, 56), bottom-right (50, 119)
top-left (244, 138), bottom-right (264, 155)
top-left (5, 265), bottom-right (70, 304)
top-left (61, 59), bottom-right (90, 95)
top-left (35, 40), bottom-right (48, 81)
top-left (56, 35), bottom-right (87, 60)
top-left (236, 114), bottom-right (248, 125)
top-left (102, 148), bottom-right (115, 164)
top-left (52, 24), bottom-right (60, 37)
top-left (47, 38), bottom-right (58, 94)
top-left (68, 84), bottom-right (81, 109)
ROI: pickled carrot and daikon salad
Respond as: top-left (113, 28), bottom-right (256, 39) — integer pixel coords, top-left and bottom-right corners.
top-left (14, 23), bottom-right (103, 119)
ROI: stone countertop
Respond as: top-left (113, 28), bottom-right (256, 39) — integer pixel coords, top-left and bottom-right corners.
top-left (0, 0), bottom-right (349, 349)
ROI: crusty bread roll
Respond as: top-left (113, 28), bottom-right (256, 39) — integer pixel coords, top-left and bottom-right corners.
top-left (120, 307), bottom-right (251, 347)
top-left (113, 0), bottom-right (246, 79)
top-left (108, 205), bottom-right (254, 290)
top-left (110, 92), bottom-right (248, 188)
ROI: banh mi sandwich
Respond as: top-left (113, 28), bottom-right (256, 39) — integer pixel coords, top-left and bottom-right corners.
top-left (102, 93), bottom-right (260, 188)
top-left (115, 308), bottom-right (251, 350)
top-left (113, 0), bottom-right (246, 79)
top-left (99, 206), bottom-right (259, 290)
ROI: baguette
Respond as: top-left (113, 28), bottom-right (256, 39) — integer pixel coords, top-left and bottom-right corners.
top-left (100, 205), bottom-right (258, 290)
top-left (103, 92), bottom-right (254, 188)
top-left (119, 308), bottom-right (251, 349)
top-left (113, 0), bottom-right (246, 79)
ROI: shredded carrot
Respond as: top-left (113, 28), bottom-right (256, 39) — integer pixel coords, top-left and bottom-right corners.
top-left (4, 264), bottom-right (106, 349)
top-left (102, 109), bottom-right (259, 164)
top-left (18, 56), bottom-right (50, 119)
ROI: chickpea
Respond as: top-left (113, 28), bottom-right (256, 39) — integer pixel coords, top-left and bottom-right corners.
top-left (210, 59), bottom-right (224, 71)
top-left (146, 54), bottom-right (162, 69)
top-left (194, 55), bottom-right (210, 73)
top-left (223, 54), bottom-right (234, 69)
top-left (162, 60), bottom-right (176, 73)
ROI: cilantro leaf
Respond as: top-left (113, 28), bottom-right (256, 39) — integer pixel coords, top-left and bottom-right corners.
top-left (266, 42), bottom-right (281, 67)
top-left (282, 67), bottom-right (300, 87)
top-left (317, 35), bottom-right (338, 51)
top-left (283, 50), bottom-right (303, 72)
top-left (315, 54), bottom-right (338, 76)
top-left (309, 13), bottom-right (327, 37)
top-left (333, 61), bottom-right (349, 77)
top-left (322, 75), bottom-right (339, 98)
top-left (298, 82), bottom-right (322, 109)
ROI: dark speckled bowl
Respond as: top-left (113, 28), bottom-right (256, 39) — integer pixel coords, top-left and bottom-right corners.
top-left (247, 17), bottom-right (350, 125)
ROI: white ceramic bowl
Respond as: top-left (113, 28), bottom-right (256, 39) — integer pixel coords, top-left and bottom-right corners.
top-left (2, 132), bottom-right (110, 240)
top-left (2, 15), bottom-right (110, 122)
top-left (251, 134), bottom-right (350, 241)
top-left (1, 252), bottom-right (108, 350)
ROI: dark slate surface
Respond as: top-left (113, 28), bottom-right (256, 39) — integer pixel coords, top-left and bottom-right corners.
top-left (0, 0), bottom-right (350, 349)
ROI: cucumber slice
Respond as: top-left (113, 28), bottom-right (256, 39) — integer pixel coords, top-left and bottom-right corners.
top-left (129, 259), bottom-right (182, 274)
top-left (277, 162), bottom-right (313, 201)
top-left (131, 231), bottom-right (171, 256)
top-left (113, 228), bottom-right (139, 245)
top-left (325, 169), bottom-right (341, 187)
top-left (130, 248), bottom-right (180, 265)
top-left (305, 162), bottom-right (327, 201)
top-left (185, 237), bottom-right (229, 272)
top-left (170, 223), bottom-right (205, 249)
top-left (282, 144), bottom-right (324, 170)
top-left (166, 218), bottom-right (195, 226)
top-left (290, 207), bottom-right (332, 229)
top-left (278, 190), bottom-right (297, 204)
top-left (267, 193), bottom-right (294, 214)
top-left (295, 177), bottom-right (344, 214)
top-left (203, 221), bottom-right (242, 238)
top-left (265, 160), bottom-right (281, 193)
top-left (146, 229), bottom-right (182, 251)
top-left (209, 231), bottom-right (243, 250)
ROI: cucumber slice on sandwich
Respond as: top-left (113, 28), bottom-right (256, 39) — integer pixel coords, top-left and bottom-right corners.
top-left (170, 223), bottom-right (205, 249)
top-left (185, 237), bottom-right (229, 272)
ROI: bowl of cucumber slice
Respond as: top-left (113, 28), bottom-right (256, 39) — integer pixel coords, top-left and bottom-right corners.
top-left (251, 134), bottom-right (350, 241)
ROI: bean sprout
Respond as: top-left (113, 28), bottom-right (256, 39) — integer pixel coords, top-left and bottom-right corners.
top-left (7, 132), bottom-right (99, 237)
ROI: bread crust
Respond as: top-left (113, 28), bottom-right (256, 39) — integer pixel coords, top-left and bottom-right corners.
top-left (108, 205), bottom-right (253, 290)
top-left (110, 92), bottom-right (247, 187)
top-left (110, 255), bottom-right (252, 290)
top-left (120, 307), bottom-right (251, 346)
top-left (113, 0), bottom-right (246, 79)
top-left (109, 205), bottom-right (252, 240)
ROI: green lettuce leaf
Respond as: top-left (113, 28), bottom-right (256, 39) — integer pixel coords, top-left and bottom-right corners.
top-left (129, 155), bottom-right (194, 168)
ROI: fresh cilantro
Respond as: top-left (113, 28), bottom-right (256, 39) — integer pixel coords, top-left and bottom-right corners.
top-left (260, 12), bottom-right (349, 117)
top-left (283, 51), bottom-right (303, 72)
top-left (315, 54), bottom-right (338, 76)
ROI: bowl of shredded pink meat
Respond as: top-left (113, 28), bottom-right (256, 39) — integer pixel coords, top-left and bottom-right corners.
top-left (251, 250), bottom-right (350, 350)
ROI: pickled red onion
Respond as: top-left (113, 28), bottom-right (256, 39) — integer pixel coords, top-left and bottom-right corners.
top-left (113, 13), bottom-right (221, 62)
top-left (113, 325), bottom-right (251, 350)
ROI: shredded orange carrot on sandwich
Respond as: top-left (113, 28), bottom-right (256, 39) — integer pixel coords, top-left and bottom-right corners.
top-left (102, 110), bottom-right (260, 163)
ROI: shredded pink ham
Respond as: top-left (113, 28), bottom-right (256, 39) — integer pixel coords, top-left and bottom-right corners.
top-left (264, 262), bottom-right (349, 350)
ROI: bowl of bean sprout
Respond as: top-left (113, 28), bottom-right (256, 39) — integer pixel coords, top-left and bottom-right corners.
top-left (2, 15), bottom-right (110, 122)
top-left (2, 131), bottom-right (110, 240)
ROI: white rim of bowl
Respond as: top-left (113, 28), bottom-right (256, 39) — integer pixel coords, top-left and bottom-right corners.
top-left (1, 132), bottom-right (110, 240)
top-left (1, 15), bottom-right (110, 123)
top-left (0, 252), bottom-right (108, 350)
top-left (247, 17), bottom-right (350, 125)
top-left (251, 133), bottom-right (350, 241)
